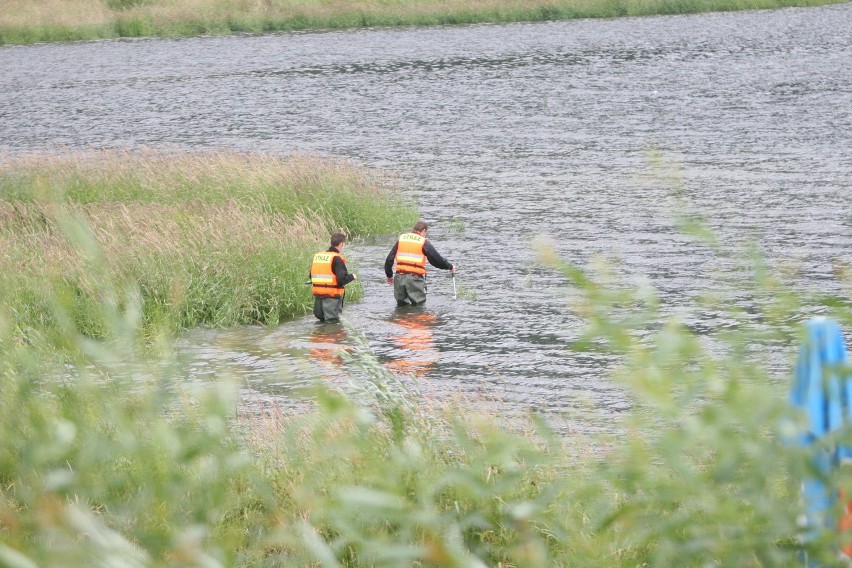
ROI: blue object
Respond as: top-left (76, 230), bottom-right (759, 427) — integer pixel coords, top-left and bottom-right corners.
top-left (789, 317), bottom-right (852, 565)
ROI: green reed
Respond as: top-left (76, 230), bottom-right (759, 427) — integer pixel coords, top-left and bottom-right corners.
top-left (0, 150), bottom-right (417, 339)
top-left (0, 0), bottom-right (845, 45)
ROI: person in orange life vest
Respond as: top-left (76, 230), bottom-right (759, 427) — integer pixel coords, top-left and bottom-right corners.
top-left (309, 232), bottom-right (357, 323)
top-left (384, 220), bottom-right (454, 307)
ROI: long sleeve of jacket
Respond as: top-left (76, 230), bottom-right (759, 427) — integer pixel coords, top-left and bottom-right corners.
top-left (384, 243), bottom-right (399, 278)
top-left (423, 240), bottom-right (453, 270)
top-left (332, 256), bottom-right (355, 287)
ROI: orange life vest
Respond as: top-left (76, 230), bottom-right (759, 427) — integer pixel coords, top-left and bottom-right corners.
top-left (311, 251), bottom-right (346, 297)
top-left (395, 233), bottom-right (427, 275)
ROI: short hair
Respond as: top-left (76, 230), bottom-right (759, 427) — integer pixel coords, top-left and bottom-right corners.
top-left (330, 232), bottom-right (346, 247)
top-left (412, 220), bottom-right (429, 233)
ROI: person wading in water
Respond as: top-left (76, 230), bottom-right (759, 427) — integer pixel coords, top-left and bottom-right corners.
top-left (310, 232), bottom-right (356, 323)
top-left (384, 220), bottom-right (454, 307)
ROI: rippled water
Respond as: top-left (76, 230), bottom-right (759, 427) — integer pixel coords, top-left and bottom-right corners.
top-left (2, 5), bottom-right (850, 429)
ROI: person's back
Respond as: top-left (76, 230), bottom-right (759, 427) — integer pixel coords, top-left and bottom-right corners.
top-left (384, 220), bottom-right (454, 307)
top-left (310, 232), bottom-right (356, 322)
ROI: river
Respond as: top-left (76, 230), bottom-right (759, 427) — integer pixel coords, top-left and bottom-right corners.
top-left (1, 4), bottom-right (850, 431)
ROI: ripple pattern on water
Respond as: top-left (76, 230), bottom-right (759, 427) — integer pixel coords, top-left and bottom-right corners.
top-left (2, 6), bottom-right (850, 430)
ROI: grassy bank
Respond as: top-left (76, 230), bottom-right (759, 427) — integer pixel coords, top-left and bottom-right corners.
top-left (1, 211), bottom-right (850, 566)
top-left (0, 0), bottom-right (847, 45)
top-left (0, 150), bottom-right (418, 340)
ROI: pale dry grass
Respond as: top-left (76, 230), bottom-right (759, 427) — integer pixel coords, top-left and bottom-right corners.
top-left (0, 200), bottom-right (326, 280)
top-left (0, 149), bottom-right (393, 203)
top-left (0, 0), bottom-right (112, 28)
top-left (0, 0), bottom-right (562, 28)
top-left (1, 0), bottom-right (842, 44)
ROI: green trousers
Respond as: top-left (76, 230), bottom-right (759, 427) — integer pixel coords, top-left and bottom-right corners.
top-left (394, 273), bottom-right (427, 306)
top-left (313, 296), bottom-right (343, 322)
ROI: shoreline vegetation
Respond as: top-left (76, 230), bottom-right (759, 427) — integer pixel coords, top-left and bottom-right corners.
top-left (0, 149), bottom-right (417, 340)
top-left (0, 0), bottom-right (847, 45)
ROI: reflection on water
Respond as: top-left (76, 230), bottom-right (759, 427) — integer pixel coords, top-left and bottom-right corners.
top-left (384, 307), bottom-right (439, 380)
top-left (307, 323), bottom-right (350, 378)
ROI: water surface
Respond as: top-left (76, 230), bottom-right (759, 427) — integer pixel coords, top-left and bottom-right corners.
top-left (2, 5), bottom-right (850, 430)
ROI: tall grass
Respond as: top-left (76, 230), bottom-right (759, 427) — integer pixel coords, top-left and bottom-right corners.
top-left (0, 0), bottom-right (846, 45)
top-left (0, 150), bottom-right (418, 340)
top-left (0, 150), bottom-right (414, 237)
top-left (1, 194), bottom-right (850, 565)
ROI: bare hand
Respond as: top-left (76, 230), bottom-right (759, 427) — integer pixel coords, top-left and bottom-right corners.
top-left (386, 277), bottom-right (393, 285)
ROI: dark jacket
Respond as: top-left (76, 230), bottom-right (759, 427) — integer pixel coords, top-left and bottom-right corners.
top-left (385, 238), bottom-right (452, 278)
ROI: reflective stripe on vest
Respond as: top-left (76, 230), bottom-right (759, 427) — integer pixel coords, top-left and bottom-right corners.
top-left (395, 233), bottom-right (427, 275)
top-left (311, 251), bottom-right (346, 297)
